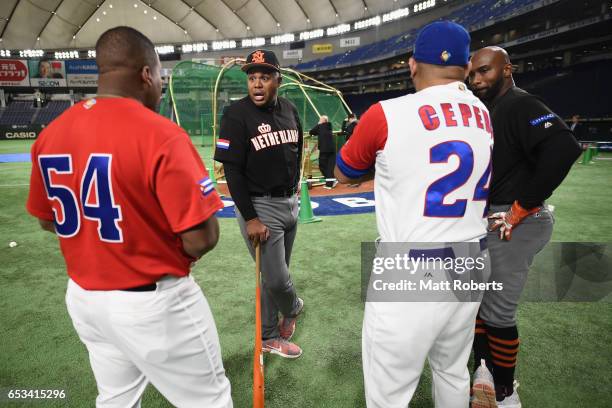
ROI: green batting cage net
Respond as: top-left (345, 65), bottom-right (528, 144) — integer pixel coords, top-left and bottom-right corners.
top-left (160, 59), bottom-right (351, 181)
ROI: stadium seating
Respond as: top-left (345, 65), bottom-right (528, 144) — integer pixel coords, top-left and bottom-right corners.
top-left (0, 100), bottom-right (71, 126)
top-left (295, 0), bottom-right (540, 71)
top-left (0, 101), bottom-right (37, 126)
top-left (32, 101), bottom-right (71, 125)
top-left (345, 59), bottom-right (612, 123)
top-left (519, 59), bottom-right (612, 118)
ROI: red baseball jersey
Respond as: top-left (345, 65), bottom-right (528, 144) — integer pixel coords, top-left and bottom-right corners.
top-left (27, 97), bottom-right (223, 290)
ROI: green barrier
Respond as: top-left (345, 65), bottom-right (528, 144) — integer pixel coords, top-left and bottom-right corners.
top-left (582, 146), bottom-right (593, 165)
top-left (298, 180), bottom-right (322, 224)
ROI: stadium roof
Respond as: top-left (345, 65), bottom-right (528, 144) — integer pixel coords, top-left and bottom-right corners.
top-left (0, 0), bottom-right (413, 49)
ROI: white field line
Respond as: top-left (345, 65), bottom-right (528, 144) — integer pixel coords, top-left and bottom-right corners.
top-left (0, 165), bottom-right (31, 171)
top-left (0, 183), bottom-right (29, 187)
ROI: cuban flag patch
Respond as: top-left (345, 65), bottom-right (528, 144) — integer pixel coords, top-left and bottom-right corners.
top-left (198, 177), bottom-right (215, 196)
top-left (530, 113), bottom-right (555, 126)
top-left (216, 139), bottom-right (230, 150)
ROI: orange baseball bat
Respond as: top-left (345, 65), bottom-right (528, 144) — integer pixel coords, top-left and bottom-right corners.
top-left (253, 243), bottom-right (265, 408)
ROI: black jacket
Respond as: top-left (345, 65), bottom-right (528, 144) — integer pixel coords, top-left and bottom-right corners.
top-left (309, 122), bottom-right (335, 153)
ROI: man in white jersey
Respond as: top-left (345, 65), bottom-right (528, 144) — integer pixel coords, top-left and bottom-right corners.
top-left (335, 21), bottom-right (493, 407)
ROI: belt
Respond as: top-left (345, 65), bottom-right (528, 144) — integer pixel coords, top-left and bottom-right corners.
top-left (406, 237), bottom-right (488, 260)
top-left (251, 186), bottom-right (297, 198)
top-left (120, 283), bottom-right (157, 292)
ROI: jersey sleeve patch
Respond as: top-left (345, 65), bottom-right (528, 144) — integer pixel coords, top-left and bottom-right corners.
top-left (216, 139), bottom-right (230, 150)
top-left (529, 113), bottom-right (556, 126)
top-left (198, 177), bottom-right (215, 196)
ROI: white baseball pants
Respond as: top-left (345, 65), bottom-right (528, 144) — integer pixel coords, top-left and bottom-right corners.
top-left (65, 275), bottom-right (232, 408)
top-left (363, 301), bottom-right (480, 408)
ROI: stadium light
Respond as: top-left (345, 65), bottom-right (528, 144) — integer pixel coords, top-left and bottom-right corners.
top-left (326, 24), bottom-right (350, 36)
top-left (88, 50), bottom-right (96, 58)
top-left (182, 43), bottom-right (208, 53)
top-left (54, 50), bottom-right (80, 59)
top-left (212, 40), bottom-right (237, 50)
top-left (155, 45), bottom-right (175, 55)
top-left (382, 7), bottom-right (410, 23)
top-left (354, 16), bottom-right (381, 30)
top-left (241, 37), bottom-right (265, 48)
top-left (270, 33), bottom-right (294, 45)
top-left (19, 49), bottom-right (44, 58)
top-left (414, 0), bottom-right (436, 13)
top-left (299, 29), bottom-right (324, 41)
top-left (0, 50), bottom-right (10, 57)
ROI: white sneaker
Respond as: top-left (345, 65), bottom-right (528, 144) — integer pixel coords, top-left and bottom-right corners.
top-left (471, 359), bottom-right (497, 408)
top-left (497, 381), bottom-right (521, 408)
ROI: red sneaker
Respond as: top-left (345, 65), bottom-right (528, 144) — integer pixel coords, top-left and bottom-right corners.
top-left (279, 297), bottom-right (304, 340)
top-left (262, 337), bottom-right (302, 359)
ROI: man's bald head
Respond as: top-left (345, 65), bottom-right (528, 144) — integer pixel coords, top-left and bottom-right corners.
top-left (469, 46), bottom-right (514, 103)
top-left (473, 46), bottom-right (511, 66)
top-left (95, 26), bottom-right (158, 74)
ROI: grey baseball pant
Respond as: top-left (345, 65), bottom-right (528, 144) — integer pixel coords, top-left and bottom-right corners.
top-left (236, 195), bottom-right (301, 339)
top-left (479, 204), bottom-right (554, 328)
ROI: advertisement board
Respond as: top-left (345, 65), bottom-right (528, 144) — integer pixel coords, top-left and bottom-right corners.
top-left (340, 37), bottom-right (361, 47)
top-left (0, 124), bottom-right (44, 140)
top-left (313, 44), bottom-right (333, 54)
top-left (283, 49), bottom-right (303, 60)
top-left (0, 60), bottom-right (30, 87)
top-left (28, 60), bottom-right (67, 87)
top-left (66, 60), bottom-right (98, 87)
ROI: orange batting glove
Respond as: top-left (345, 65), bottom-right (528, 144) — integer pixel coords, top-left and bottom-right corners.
top-left (488, 200), bottom-right (541, 241)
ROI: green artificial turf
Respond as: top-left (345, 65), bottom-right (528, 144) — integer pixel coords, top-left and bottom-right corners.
top-left (0, 140), bottom-right (611, 407)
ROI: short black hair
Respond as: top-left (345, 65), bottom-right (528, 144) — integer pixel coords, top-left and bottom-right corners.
top-left (348, 113), bottom-right (356, 119)
top-left (95, 26), bottom-right (158, 73)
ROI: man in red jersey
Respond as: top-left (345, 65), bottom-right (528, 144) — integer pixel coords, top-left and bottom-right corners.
top-left (26, 27), bottom-right (232, 407)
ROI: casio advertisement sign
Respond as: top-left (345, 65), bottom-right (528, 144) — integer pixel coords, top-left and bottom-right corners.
top-left (4, 131), bottom-right (37, 139)
top-left (0, 125), bottom-right (42, 140)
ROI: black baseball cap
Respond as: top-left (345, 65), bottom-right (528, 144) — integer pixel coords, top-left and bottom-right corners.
top-left (241, 49), bottom-right (281, 73)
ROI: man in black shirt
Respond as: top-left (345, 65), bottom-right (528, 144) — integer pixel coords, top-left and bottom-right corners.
top-left (309, 115), bottom-right (337, 188)
top-left (468, 46), bottom-right (581, 407)
top-left (342, 113), bottom-right (358, 141)
top-left (214, 50), bottom-right (304, 358)
top-left (569, 114), bottom-right (585, 139)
